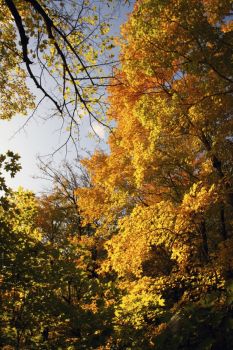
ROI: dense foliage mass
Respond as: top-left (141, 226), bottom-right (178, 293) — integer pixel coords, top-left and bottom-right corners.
top-left (1, 0), bottom-right (233, 349)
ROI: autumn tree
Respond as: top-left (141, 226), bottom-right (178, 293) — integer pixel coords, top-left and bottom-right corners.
top-left (76, 0), bottom-right (233, 348)
top-left (0, 184), bottom-right (116, 348)
top-left (1, 0), bottom-right (121, 146)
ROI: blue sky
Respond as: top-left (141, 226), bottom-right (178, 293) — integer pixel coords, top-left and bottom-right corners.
top-left (0, 105), bottom-right (108, 192)
top-left (0, 2), bottom-right (133, 193)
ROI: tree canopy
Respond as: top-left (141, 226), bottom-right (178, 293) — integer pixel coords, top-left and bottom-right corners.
top-left (1, 0), bottom-right (118, 146)
top-left (1, 0), bottom-right (233, 349)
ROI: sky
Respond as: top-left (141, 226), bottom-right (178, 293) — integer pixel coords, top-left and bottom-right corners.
top-left (0, 110), bottom-right (107, 192)
top-left (0, 1), bottom-right (133, 193)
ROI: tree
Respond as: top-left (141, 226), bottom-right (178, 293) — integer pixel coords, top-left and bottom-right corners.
top-left (76, 0), bottom-right (233, 348)
top-left (1, 0), bottom-right (120, 146)
top-left (0, 186), bottom-right (116, 349)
